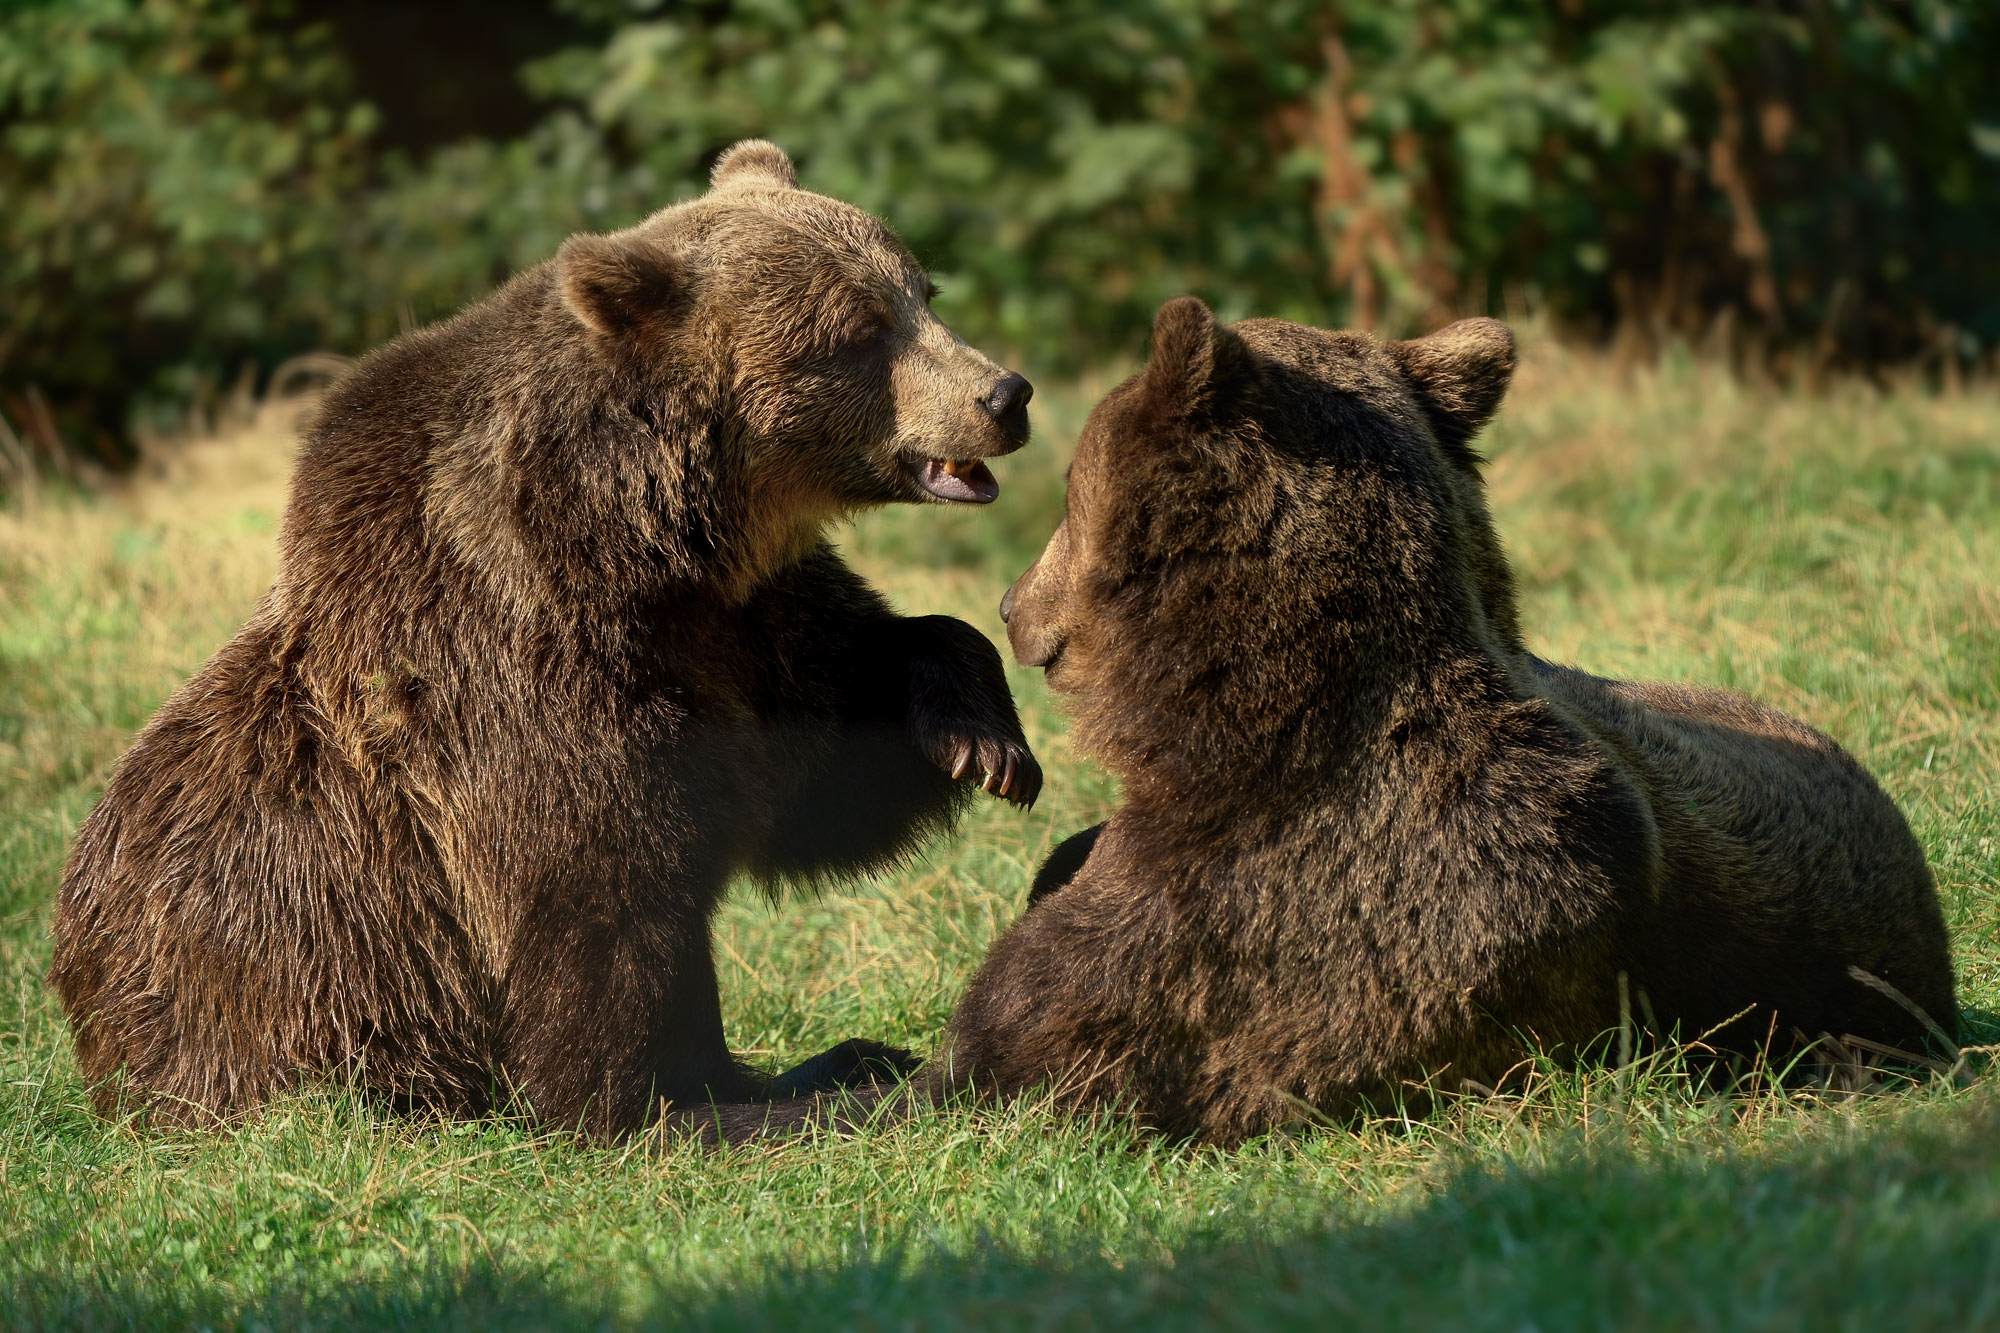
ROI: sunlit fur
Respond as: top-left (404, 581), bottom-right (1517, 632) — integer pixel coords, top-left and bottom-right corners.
top-left (49, 140), bottom-right (1040, 1138)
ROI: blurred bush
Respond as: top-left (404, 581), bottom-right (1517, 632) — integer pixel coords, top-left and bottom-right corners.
top-left (3, 0), bottom-right (1997, 474)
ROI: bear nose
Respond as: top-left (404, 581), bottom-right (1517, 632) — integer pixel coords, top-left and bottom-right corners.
top-left (999, 582), bottom-right (1016, 625)
top-left (983, 372), bottom-right (1033, 421)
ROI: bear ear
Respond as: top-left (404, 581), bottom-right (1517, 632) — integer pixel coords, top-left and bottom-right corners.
top-left (556, 231), bottom-right (684, 342)
top-left (1386, 318), bottom-right (1516, 455)
top-left (1138, 296), bottom-right (1245, 421)
top-left (709, 139), bottom-right (800, 191)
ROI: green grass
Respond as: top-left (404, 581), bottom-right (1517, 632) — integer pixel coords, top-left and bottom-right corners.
top-left (4, 341), bottom-right (1999, 1329)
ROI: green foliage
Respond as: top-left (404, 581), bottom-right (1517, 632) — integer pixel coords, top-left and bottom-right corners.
top-left (2, 0), bottom-right (1998, 466)
top-left (0, 0), bottom-right (375, 456)
top-left (552, 0), bottom-right (1998, 363)
top-left (525, 0), bottom-right (1338, 359)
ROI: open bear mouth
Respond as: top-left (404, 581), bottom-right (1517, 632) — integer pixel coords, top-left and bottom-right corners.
top-left (909, 456), bottom-right (1000, 504)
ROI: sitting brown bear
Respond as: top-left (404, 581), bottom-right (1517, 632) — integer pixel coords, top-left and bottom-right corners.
top-left (51, 140), bottom-right (1040, 1138)
top-left (938, 297), bottom-right (1956, 1145)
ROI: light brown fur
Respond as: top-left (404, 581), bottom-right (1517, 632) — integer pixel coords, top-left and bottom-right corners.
top-left (51, 141), bottom-right (1041, 1137)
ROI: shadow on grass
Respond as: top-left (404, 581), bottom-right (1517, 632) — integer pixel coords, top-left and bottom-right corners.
top-left (9, 1091), bottom-right (2000, 1333)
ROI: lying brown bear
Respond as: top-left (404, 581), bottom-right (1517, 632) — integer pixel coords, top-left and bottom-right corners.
top-left (937, 298), bottom-right (1957, 1145)
top-left (51, 141), bottom-right (1039, 1138)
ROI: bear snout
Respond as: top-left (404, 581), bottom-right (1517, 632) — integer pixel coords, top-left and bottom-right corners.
top-left (1001, 575), bottom-right (1066, 673)
top-left (982, 372), bottom-right (1033, 447)
top-left (984, 372), bottom-right (1032, 420)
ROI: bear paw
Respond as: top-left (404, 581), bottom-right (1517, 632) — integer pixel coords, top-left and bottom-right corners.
top-left (763, 1038), bottom-right (921, 1099)
top-left (901, 614), bottom-right (1042, 808)
top-left (937, 730), bottom-right (1043, 808)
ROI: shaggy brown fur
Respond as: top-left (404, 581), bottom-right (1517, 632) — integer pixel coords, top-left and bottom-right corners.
top-left (941, 297), bottom-right (1956, 1145)
top-left (50, 140), bottom-right (1042, 1138)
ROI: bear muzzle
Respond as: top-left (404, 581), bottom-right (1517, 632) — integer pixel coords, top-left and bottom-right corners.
top-left (904, 370), bottom-right (1033, 504)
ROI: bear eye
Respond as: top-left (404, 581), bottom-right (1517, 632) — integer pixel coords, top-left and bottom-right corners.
top-left (845, 308), bottom-right (896, 348)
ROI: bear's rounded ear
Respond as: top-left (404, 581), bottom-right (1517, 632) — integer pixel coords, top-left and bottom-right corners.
top-left (556, 231), bottom-right (684, 342)
top-left (1387, 318), bottom-right (1516, 456)
top-left (709, 139), bottom-right (800, 191)
top-left (1139, 296), bottom-right (1245, 421)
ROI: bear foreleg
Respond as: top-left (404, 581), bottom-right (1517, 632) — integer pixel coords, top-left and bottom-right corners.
top-left (497, 896), bottom-right (751, 1138)
top-left (750, 609), bottom-right (1040, 886)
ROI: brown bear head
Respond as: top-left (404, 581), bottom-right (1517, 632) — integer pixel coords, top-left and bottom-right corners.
top-left (999, 297), bottom-right (1519, 793)
top-left (554, 139), bottom-right (1031, 527)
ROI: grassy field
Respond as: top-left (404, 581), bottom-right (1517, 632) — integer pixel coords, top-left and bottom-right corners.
top-left (3, 339), bottom-right (1999, 1329)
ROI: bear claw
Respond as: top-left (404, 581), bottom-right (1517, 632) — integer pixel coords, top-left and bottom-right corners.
top-left (933, 734), bottom-right (1040, 808)
top-left (986, 743), bottom-right (1041, 808)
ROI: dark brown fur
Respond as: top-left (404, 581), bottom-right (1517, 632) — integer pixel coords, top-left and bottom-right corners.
top-left (940, 298), bottom-right (1956, 1145)
top-left (50, 141), bottom-right (1042, 1138)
